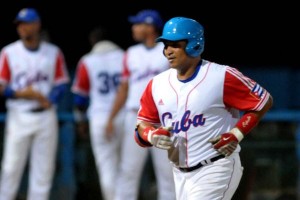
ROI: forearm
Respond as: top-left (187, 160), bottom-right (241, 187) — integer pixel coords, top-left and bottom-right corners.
top-left (135, 121), bottom-right (172, 150)
top-left (3, 85), bottom-right (45, 101)
top-left (108, 81), bottom-right (128, 121)
top-left (232, 95), bottom-right (273, 141)
top-left (136, 121), bottom-right (154, 135)
top-left (135, 121), bottom-right (153, 147)
top-left (210, 96), bottom-right (273, 156)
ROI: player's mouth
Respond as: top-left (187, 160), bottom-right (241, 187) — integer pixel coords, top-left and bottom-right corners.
top-left (167, 57), bottom-right (175, 63)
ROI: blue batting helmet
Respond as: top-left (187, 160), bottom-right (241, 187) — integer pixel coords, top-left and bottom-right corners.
top-left (156, 17), bottom-right (205, 57)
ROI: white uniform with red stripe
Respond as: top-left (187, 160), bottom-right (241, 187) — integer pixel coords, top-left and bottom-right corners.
top-left (137, 59), bottom-right (270, 200)
top-left (0, 40), bottom-right (70, 200)
top-left (116, 42), bottom-right (176, 200)
top-left (71, 41), bottom-right (125, 200)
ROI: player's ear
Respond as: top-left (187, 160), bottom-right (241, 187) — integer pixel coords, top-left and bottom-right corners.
top-left (161, 42), bottom-right (167, 57)
top-left (162, 48), bottom-right (166, 57)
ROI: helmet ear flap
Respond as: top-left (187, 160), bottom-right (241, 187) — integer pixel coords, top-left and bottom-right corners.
top-left (185, 40), bottom-right (204, 57)
top-left (194, 45), bottom-right (201, 51)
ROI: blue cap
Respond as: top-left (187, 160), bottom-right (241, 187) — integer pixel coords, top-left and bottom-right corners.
top-left (14, 8), bottom-right (40, 23)
top-left (128, 9), bottom-right (163, 29)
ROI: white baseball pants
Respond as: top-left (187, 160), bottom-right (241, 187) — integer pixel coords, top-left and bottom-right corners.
top-left (0, 109), bottom-right (58, 200)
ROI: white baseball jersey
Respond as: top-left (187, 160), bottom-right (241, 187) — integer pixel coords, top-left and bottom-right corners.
top-left (122, 42), bottom-right (169, 110)
top-left (0, 40), bottom-right (70, 111)
top-left (72, 41), bottom-right (124, 118)
top-left (137, 59), bottom-right (270, 168)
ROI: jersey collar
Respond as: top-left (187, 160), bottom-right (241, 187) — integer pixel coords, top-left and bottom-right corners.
top-left (179, 60), bottom-right (202, 83)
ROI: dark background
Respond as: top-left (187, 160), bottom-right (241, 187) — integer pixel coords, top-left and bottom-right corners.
top-left (1, 1), bottom-right (299, 70)
top-left (0, 2), bottom-right (299, 200)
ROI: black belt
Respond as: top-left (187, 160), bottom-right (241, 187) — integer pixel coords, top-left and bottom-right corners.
top-left (179, 155), bottom-right (225, 173)
top-left (30, 107), bottom-right (46, 112)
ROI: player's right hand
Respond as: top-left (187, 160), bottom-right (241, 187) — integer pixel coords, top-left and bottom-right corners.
top-left (105, 120), bottom-right (115, 141)
top-left (143, 127), bottom-right (173, 150)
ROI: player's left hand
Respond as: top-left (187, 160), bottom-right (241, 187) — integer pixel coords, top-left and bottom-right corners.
top-left (76, 121), bottom-right (89, 140)
top-left (209, 133), bottom-right (238, 157)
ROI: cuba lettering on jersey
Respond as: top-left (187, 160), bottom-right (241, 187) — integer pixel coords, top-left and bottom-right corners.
top-left (122, 42), bottom-right (169, 110)
top-left (162, 110), bottom-right (206, 134)
top-left (0, 40), bottom-right (69, 111)
top-left (137, 59), bottom-right (270, 168)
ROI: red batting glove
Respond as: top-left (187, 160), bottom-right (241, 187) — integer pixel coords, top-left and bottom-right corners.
top-left (142, 127), bottom-right (173, 150)
top-left (209, 133), bottom-right (239, 157)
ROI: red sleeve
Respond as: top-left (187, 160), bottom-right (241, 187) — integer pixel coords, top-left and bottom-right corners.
top-left (121, 51), bottom-right (130, 81)
top-left (137, 79), bottom-right (160, 124)
top-left (54, 50), bottom-right (70, 84)
top-left (71, 61), bottom-right (90, 95)
top-left (0, 52), bottom-right (11, 83)
top-left (224, 67), bottom-right (270, 111)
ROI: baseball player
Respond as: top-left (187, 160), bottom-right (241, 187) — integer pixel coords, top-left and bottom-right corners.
top-left (105, 9), bottom-right (176, 200)
top-left (134, 17), bottom-right (273, 200)
top-left (71, 26), bottom-right (125, 200)
top-left (0, 8), bottom-right (70, 200)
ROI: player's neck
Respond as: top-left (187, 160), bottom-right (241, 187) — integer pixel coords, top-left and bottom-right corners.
top-left (177, 58), bottom-right (202, 81)
top-left (22, 37), bottom-right (41, 51)
top-left (143, 40), bottom-right (157, 49)
top-left (143, 34), bottom-right (158, 49)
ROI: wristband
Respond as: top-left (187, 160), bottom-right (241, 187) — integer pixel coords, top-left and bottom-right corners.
top-left (142, 126), bottom-right (155, 143)
top-left (235, 112), bottom-right (259, 135)
top-left (134, 129), bottom-right (152, 147)
top-left (230, 128), bottom-right (244, 142)
top-left (3, 86), bottom-right (15, 98)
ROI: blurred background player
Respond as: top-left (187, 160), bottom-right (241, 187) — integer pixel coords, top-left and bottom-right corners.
top-left (71, 25), bottom-right (125, 200)
top-left (105, 9), bottom-right (176, 200)
top-left (0, 8), bottom-right (70, 200)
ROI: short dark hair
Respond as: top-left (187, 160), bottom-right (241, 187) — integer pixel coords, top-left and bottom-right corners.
top-left (88, 26), bottom-right (108, 46)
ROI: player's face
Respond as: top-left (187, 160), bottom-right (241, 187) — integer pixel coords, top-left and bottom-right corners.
top-left (16, 21), bottom-right (41, 42)
top-left (163, 40), bottom-right (190, 70)
top-left (131, 23), bottom-right (155, 43)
